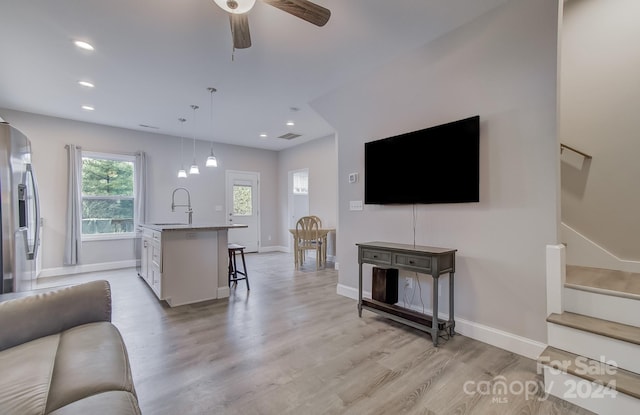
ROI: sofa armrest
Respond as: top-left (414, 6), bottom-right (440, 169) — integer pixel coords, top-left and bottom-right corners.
top-left (0, 280), bottom-right (112, 351)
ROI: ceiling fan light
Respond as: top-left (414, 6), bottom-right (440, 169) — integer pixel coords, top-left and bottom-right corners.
top-left (213, 0), bottom-right (256, 14)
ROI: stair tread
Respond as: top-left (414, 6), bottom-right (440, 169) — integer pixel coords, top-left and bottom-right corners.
top-left (547, 312), bottom-right (640, 345)
top-left (566, 265), bottom-right (640, 299)
top-left (539, 346), bottom-right (640, 399)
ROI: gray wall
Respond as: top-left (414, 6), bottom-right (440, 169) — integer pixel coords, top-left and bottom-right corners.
top-left (0, 109), bottom-right (279, 271)
top-left (277, 134), bottom-right (338, 255)
top-left (311, 0), bottom-right (560, 343)
top-left (560, 0), bottom-right (640, 261)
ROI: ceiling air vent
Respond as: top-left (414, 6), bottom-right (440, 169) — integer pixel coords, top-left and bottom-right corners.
top-left (278, 132), bottom-right (302, 140)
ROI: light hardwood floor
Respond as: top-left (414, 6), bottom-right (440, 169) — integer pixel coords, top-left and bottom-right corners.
top-left (36, 253), bottom-right (593, 415)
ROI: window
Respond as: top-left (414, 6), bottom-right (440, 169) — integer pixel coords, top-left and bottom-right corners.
top-left (232, 184), bottom-right (253, 216)
top-left (81, 152), bottom-right (135, 239)
top-left (292, 171), bottom-right (308, 195)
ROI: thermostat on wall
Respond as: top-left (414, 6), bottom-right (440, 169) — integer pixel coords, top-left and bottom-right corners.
top-left (348, 172), bottom-right (358, 183)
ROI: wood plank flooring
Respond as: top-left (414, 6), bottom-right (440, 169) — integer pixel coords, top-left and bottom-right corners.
top-left (36, 253), bottom-right (593, 414)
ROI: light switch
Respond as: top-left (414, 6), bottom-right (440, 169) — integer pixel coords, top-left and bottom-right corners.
top-left (215, 205), bottom-right (223, 211)
top-left (349, 200), bottom-right (363, 211)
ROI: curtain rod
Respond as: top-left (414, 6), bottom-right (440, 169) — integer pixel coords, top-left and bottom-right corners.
top-left (64, 144), bottom-right (141, 157)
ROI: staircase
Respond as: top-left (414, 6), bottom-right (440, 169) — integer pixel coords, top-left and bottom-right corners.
top-left (541, 251), bottom-right (640, 414)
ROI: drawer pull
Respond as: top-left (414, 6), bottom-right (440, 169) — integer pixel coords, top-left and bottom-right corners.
top-left (409, 260), bottom-right (415, 264)
top-left (373, 255), bottom-right (378, 258)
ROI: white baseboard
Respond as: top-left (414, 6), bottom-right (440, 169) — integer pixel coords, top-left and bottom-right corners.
top-left (39, 260), bottom-right (138, 278)
top-left (336, 283), bottom-right (546, 360)
top-left (562, 223), bottom-right (640, 273)
top-left (217, 286), bottom-right (230, 299)
top-left (259, 245), bottom-right (288, 253)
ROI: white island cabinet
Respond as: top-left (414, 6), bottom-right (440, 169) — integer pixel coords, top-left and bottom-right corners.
top-left (138, 223), bottom-right (247, 307)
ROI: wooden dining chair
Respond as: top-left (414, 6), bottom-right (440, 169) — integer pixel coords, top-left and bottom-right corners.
top-left (295, 216), bottom-right (322, 269)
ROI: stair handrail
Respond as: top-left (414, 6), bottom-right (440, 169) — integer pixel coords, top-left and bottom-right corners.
top-left (560, 143), bottom-right (592, 160)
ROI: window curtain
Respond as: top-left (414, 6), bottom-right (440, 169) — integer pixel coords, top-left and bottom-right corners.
top-left (134, 151), bottom-right (147, 226)
top-left (63, 144), bottom-right (82, 265)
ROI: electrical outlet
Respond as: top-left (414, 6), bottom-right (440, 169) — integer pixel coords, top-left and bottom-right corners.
top-left (404, 276), bottom-right (413, 290)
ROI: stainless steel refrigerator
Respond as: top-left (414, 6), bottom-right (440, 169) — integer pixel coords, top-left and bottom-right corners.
top-left (0, 121), bottom-right (40, 294)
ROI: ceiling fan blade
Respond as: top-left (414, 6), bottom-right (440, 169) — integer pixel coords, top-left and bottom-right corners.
top-left (262, 0), bottom-right (331, 27)
top-left (230, 13), bottom-right (252, 49)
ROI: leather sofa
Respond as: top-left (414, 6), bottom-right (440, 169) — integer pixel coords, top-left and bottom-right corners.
top-left (0, 280), bottom-right (141, 414)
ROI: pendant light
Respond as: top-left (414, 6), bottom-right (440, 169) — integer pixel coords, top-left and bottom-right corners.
top-left (177, 117), bottom-right (188, 178)
top-left (189, 105), bottom-right (200, 175)
top-left (206, 87), bottom-right (218, 168)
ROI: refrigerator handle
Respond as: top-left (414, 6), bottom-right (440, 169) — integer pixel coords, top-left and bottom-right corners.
top-left (26, 164), bottom-right (40, 260)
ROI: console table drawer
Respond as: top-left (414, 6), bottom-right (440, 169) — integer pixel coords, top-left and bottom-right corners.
top-left (361, 249), bottom-right (392, 265)
top-left (394, 254), bottom-right (431, 271)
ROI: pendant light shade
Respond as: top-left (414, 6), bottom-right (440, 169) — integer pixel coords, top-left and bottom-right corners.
top-left (177, 117), bottom-right (188, 178)
top-left (206, 148), bottom-right (218, 167)
top-left (189, 105), bottom-right (200, 175)
top-left (206, 87), bottom-right (218, 168)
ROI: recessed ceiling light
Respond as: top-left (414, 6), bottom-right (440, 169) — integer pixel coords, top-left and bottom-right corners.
top-left (259, 133), bottom-right (267, 138)
top-left (78, 80), bottom-right (94, 88)
top-left (286, 121), bottom-right (295, 126)
top-left (81, 105), bottom-right (95, 111)
top-left (74, 40), bottom-right (94, 51)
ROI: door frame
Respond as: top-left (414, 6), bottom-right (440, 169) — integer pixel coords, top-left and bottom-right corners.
top-left (225, 170), bottom-right (261, 252)
top-left (287, 168), bottom-right (309, 252)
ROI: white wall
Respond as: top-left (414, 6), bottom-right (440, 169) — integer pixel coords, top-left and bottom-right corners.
top-left (560, 0), bottom-right (640, 262)
top-left (277, 134), bottom-right (338, 255)
top-left (312, 0), bottom-right (560, 345)
top-left (0, 109), bottom-right (279, 272)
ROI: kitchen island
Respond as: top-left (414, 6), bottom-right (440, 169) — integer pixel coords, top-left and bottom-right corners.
top-left (139, 223), bottom-right (247, 307)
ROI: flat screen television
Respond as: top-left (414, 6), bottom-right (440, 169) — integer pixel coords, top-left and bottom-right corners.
top-left (364, 115), bottom-right (480, 205)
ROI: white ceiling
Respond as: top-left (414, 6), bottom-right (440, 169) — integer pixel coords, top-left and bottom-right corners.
top-left (0, 0), bottom-right (509, 151)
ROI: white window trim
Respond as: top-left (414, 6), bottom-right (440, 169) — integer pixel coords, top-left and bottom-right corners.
top-left (81, 151), bottom-right (136, 241)
top-left (82, 232), bottom-right (137, 242)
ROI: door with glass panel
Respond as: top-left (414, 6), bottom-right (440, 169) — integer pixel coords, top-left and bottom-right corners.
top-left (225, 170), bottom-right (259, 252)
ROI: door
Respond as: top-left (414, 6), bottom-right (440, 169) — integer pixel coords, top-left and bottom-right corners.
top-left (226, 170), bottom-right (260, 252)
top-left (288, 169), bottom-right (309, 251)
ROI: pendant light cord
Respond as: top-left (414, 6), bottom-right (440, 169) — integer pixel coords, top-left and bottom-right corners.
top-left (191, 105), bottom-right (199, 160)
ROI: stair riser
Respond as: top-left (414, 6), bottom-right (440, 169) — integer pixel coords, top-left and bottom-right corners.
top-left (564, 288), bottom-right (640, 328)
top-left (543, 366), bottom-right (640, 415)
top-left (547, 324), bottom-right (640, 374)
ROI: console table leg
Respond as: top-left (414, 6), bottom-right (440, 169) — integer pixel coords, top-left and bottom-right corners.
top-left (449, 272), bottom-right (455, 336)
top-left (358, 262), bottom-right (363, 318)
top-left (432, 276), bottom-right (439, 347)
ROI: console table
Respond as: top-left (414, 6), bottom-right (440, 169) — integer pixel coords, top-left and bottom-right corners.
top-left (357, 241), bottom-right (457, 346)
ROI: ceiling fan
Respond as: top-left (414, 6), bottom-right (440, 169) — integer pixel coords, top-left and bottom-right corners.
top-left (213, 0), bottom-right (331, 49)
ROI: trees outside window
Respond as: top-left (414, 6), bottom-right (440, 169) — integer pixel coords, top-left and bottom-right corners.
top-left (81, 153), bottom-right (135, 236)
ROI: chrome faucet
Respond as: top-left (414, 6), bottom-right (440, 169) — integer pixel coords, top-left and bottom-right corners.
top-left (171, 187), bottom-right (193, 225)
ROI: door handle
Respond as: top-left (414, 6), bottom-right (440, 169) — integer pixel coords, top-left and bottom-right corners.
top-left (24, 164), bottom-right (41, 260)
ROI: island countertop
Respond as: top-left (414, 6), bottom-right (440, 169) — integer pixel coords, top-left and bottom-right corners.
top-left (140, 223), bottom-right (248, 232)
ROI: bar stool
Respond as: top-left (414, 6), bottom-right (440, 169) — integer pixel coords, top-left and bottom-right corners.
top-left (228, 243), bottom-right (249, 290)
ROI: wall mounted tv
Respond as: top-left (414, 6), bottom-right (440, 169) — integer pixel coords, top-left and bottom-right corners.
top-left (364, 115), bottom-right (480, 205)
